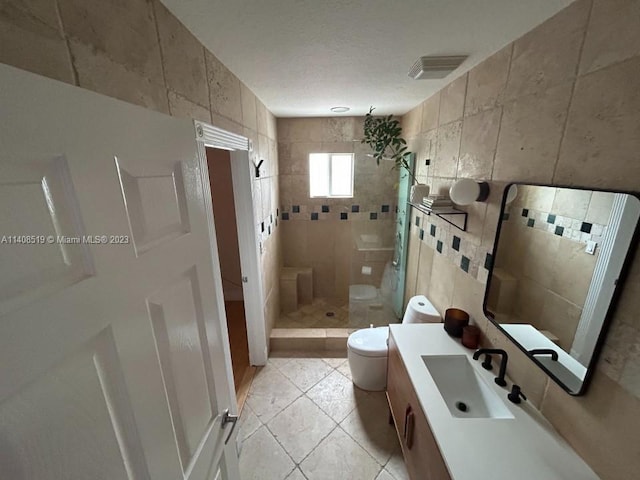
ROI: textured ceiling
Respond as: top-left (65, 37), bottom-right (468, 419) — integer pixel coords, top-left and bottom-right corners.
top-left (162, 0), bottom-right (573, 117)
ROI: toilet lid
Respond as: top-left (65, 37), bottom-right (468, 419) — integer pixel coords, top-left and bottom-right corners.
top-left (348, 327), bottom-right (389, 357)
top-left (349, 284), bottom-right (378, 301)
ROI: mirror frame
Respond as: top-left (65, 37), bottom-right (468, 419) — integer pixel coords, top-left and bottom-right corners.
top-left (483, 182), bottom-right (640, 396)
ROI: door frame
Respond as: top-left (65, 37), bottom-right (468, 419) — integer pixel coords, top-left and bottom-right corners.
top-left (195, 121), bottom-right (268, 372)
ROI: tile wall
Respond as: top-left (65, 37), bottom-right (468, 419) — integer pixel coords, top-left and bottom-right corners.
top-left (0, 0), bottom-right (282, 335)
top-left (491, 185), bottom-right (610, 350)
top-left (401, 1), bottom-right (640, 478)
top-left (277, 117), bottom-right (398, 302)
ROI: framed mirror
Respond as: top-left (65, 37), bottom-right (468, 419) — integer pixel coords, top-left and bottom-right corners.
top-left (484, 184), bottom-right (640, 395)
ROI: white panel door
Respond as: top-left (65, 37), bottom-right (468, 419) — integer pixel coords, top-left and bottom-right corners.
top-left (0, 64), bottom-right (239, 480)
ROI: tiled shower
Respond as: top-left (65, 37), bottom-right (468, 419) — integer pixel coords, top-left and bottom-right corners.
top-left (276, 117), bottom-right (401, 328)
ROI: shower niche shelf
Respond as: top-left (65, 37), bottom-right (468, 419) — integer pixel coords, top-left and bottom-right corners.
top-left (408, 202), bottom-right (468, 232)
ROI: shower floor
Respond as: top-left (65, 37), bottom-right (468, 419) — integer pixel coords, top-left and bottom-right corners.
top-left (276, 298), bottom-right (350, 328)
top-left (276, 297), bottom-right (394, 329)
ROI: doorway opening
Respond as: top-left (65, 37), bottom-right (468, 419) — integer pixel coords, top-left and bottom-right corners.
top-left (206, 147), bottom-right (255, 411)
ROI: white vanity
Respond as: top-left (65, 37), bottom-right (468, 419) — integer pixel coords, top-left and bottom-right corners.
top-left (387, 324), bottom-right (600, 480)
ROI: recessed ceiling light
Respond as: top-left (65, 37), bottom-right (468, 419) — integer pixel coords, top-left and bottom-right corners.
top-left (330, 106), bottom-right (350, 113)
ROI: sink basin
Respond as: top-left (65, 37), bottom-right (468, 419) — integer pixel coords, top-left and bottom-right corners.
top-left (421, 355), bottom-right (514, 419)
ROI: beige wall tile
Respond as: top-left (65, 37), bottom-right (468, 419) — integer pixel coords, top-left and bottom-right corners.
top-left (210, 112), bottom-right (243, 136)
top-left (541, 371), bottom-right (640, 480)
top-left (205, 51), bottom-right (243, 124)
top-left (586, 191), bottom-right (615, 225)
top-left (521, 184), bottom-right (556, 212)
top-left (552, 188), bottom-right (592, 220)
top-left (551, 238), bottom-right (597, 307)
top-left (256, 98), bottom-right (268, 136)
top-left (458, 107), bottom-right (501, 179)
top-left (281, 221), bottom-right (310, 267)
top-left (415, 244), bottom-right (434, 299)
top-left (58, 0), bottom-right (163, 81)
top-left (493, 83), bottom-right (572, 183)
top-left (504, 0), bottom-right (590, 100)
top-left (402, 104), bottom-right (422, 137)
top-left (277, 118), bottom-right (324, 143)
top-left (322, 117), bottom-right (356, 142)
top-left (451, 268), bottom-right (486, 325)
top-left (284, 142), bottom-right (321, 175)
top-left (465, 45), bottom-right (512, 116)
top-left (539, 291), bottom-right (582, 351)
top-left (240, 81), bottom-right (258, 131)
top-left (0, 1), bottom-right (75, 83)
top-left (70, 40), bottom-right (169, 113)
top-left (555, 57), bottom-right (640, 190)
top-left (421, 92), bottom-right (440, 132)
top-left (154, 1), bottom-right (207, 107)
top-left (311, 260), bottom-right (336, 298)
top-left (167, 91), bottom-right (211, 123)
top-left (0, 17), bottom-right (74, 83)
top-left (404, 229), bottom-right (421, 305)
top-left (619, 329), bottom-right (640, 397)
top-left (438, 73), bottom-right (467, 125)
top-left (1, 0), bottom-right (64, 32)
top-left (579, 0), bottom-right (640, 75)
top-left (267, 111), bottom-right (277, 140)
top-left (434, 120), bottom-right (462, 178)
top-left (521, 226), bottom-right (561, 286)
top-left (428, 252), bottom-right (456, 314)
top-left (600, 320), bottom-right (638, 382)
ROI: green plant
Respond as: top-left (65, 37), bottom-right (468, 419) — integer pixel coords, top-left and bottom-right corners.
top-left (361, 106), bottom-right (418, 184)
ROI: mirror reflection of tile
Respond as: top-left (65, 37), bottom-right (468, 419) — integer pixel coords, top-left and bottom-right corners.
top-left (485, 184), bottom-right (640, 396)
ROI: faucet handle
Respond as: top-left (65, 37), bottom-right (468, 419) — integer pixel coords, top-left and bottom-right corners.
top-left (507, 384), bottom-right (527, 404)
top-left (480, 354), bottom-right (493, 371)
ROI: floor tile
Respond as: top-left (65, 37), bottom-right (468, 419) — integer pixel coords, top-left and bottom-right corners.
top-left (307, 370), bottom-right (369, 422)
top-left (375, 469), bottom-right (397, 480)
top-left (239, 425), bottom-right (295, 480)
top-left (341, 392), bottom-right (399, 465)
top-left (323, 357), bottom-right (347, 368)
top-left (385, 448), bottom-right (409, 480)
top-left (285, 468), bottom-right (307, 480)
top-left (246, 364), bottom-right (302, 423)
top-left (300, 427), bottom-right (381, 480)
top-left (277, 358), bottom-right (334, 391)
top-left (337, 360), bottom-right (352, 380)
top-left (267, 396), bottom-right (336, 462)
top-left (238, 403), bottom-right (261, 444)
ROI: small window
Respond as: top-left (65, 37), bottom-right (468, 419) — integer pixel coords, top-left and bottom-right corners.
top-left (309, 153), bottom-right (354, 198)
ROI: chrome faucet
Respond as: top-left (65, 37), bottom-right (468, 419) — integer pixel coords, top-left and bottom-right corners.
top-left (473, 348), bottom-right (508, 387)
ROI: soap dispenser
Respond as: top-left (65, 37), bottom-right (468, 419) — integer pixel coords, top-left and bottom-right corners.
top-left (508, 384), bottom-right (527, 404)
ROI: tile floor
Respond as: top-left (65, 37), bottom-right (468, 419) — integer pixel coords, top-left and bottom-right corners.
top-left (238, 351), bottom-right (409, 480)
top-left (276, 298), bottom-right (351, 329)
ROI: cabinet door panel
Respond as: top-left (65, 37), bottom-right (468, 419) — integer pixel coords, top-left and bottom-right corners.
top-left (387, 333), bottom-right (452, 480)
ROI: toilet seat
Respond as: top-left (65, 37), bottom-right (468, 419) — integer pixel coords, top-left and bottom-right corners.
top-left (347, 326), bottom-right (389, 357)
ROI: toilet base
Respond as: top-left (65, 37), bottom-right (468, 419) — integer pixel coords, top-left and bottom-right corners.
top-left (347, 349), bottom-right (388, 391)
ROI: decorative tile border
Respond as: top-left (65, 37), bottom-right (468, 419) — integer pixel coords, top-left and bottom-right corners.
top-left (280, 204), bottom-right (397, 222)
top-left (510, 206), bottom-right (607, 244)
top-left (409, 207), bottom-right (492, 285)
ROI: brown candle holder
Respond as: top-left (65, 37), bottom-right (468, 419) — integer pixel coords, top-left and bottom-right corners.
top-left (443, 308), bottom-right (469, 337)
top-left (462, 325), bottom-right (481, 349)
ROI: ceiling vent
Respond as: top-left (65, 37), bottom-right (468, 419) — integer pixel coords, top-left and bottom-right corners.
top-left (408, 56), bottom-right (468, 79)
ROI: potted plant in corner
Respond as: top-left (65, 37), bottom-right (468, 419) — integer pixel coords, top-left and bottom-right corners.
top-left (361, 107), bottom-right (429, 202)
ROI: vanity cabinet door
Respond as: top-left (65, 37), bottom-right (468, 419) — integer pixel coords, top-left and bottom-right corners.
top-left (387, 333), bottom-right (452, 480)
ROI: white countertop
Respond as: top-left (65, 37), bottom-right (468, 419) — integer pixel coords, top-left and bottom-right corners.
top-left (389, 324), bottom-right (599, 480)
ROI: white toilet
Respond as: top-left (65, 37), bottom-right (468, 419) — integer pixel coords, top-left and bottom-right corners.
top-left (347, 295), bottom-right (441, 391)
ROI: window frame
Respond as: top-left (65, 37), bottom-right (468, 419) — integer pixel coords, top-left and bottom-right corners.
top-left (308, 152), bottom-right (355, 198)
